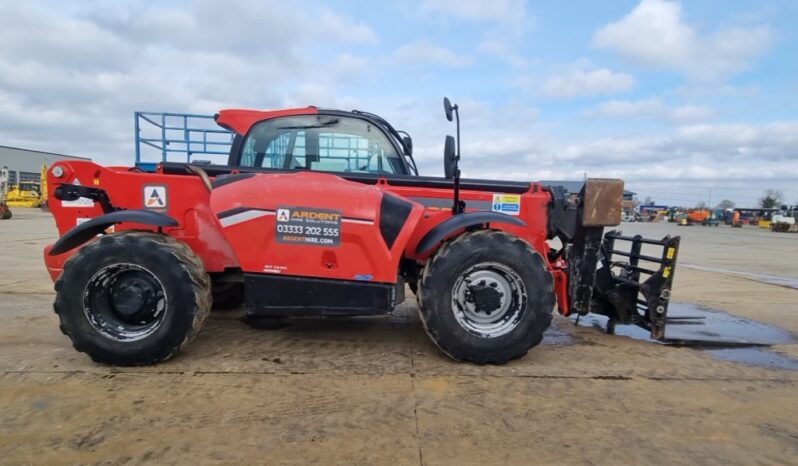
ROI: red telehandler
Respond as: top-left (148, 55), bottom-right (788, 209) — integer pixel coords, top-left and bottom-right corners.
top-left (43, 98), bottom-right (680, 365)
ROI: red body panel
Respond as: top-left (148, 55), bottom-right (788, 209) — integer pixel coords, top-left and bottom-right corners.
top-left (44, 160), bottom-right (571, 315)
top-left (210, 172), bottom-right (423, 283)
top-left (215, 107), bottom-right (318, 136)
top-left (44, 161), bottom-right (239, 278)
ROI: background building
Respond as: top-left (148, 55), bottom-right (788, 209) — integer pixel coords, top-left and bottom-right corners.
top-left (0, 146), bottom-right (90, 185)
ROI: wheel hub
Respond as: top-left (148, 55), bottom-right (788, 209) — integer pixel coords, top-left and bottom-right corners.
top-left (83, 264), bottom-right (167, 342)
top-left (467, 282), bottom-right (503, 315)
top-left (111, 277), bottom-right (157, 318)
top-left (451, 263), bottom-right (527, 338)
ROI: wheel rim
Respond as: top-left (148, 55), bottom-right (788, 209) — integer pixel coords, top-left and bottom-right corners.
top-left (451, 262), bottom-right (527, 338)
top-left (83, 263), bottom-right (167, 342)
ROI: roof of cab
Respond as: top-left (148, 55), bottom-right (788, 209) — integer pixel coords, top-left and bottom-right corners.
top-left (215, 107), bottom-right (319, 135)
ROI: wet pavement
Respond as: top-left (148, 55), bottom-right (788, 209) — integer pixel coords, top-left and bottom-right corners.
top-left (682, 263), bottom-right (798, 291)
top-left (574, 303), bottom-right (798, 371)
top-left (706, 347), bottom-right (798, 371)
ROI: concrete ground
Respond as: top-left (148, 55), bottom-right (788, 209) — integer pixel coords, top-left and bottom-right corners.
top-left (1, 209), bottom-right (797, 465)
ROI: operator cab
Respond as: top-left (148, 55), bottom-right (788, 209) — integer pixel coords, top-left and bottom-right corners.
top-left (224, 110), bottom-right (418, 176)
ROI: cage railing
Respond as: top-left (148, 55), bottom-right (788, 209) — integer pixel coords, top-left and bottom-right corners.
top-left (134, 112), bottom-right (234, 171)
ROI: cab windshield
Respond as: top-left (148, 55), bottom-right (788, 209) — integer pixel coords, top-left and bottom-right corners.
top-left (239, 115), bottom-right (407, 175)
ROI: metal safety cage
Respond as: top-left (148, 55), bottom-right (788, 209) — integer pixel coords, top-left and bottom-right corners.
top-left (591, 231), bottom-right (681, 340)
top-left (134, 112), bottom-right (234, 172)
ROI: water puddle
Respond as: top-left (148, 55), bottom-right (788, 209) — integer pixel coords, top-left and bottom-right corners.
top-left (542, 324), bottom-right (575, 346)
top-left (705, 348), bottom-right (798, 371)
top-left (681, 263), bottom-right (798, 290)
top-left (573, 302), bottom-right (798, 371)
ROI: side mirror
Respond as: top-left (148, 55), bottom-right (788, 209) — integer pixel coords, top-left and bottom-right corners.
top-left (443, 97), bottom-right (454, 122)
top-left (443, 135), bottom-right (456, 179)
top-left (402, 135), bottom-right (413, 156)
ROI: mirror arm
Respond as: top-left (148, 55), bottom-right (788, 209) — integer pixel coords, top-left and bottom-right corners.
top-left (452, 105), bottom-right (464, 215)
top-left (455, 106), bottom-right (460, 160)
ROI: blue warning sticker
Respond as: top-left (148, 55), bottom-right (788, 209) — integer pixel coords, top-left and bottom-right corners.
top-left (491, 194), bottom-right (521, 216)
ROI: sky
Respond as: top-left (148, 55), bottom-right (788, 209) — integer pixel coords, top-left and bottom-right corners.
top-left (1, 0), bottom-right (796, 207)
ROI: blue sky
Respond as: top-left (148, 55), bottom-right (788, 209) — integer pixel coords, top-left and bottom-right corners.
top-left (1, 0), bottom-right (796, 206)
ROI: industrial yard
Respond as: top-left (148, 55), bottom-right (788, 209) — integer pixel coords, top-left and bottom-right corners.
top-left (1, 209), bottom-right (796, 465)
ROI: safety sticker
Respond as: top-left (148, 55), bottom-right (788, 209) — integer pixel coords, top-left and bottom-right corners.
top-left (143, 185), bottom-right (167, 210)
top-left (492, 194), bottom-right (521, 216)
top-left (61, 179), bottom-right (94, 207)
top-left (263, 264), bottom-right (287, 274)
top-left (275, 206), bottom-right (341, 247)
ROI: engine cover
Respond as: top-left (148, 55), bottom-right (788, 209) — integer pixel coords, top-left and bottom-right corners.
top-left (210, 171), bottom-right (422, 284)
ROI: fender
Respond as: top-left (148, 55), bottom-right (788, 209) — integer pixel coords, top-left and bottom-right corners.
top-left (49, 210), bottom-right (178, 256)
top-left (415, 211), bottom-right (526, 255)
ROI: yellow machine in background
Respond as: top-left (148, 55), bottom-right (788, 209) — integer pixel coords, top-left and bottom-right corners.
top-left (5, 164), bottom-right (48, 209)
top-left (39, 163), bottom-right (49, 211)
top-left (6, 182), bottom-right (43, 208)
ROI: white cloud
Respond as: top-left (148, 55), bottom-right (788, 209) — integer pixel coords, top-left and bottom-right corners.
top-left (420, 0), bottom-right (527, 24)
top-left (593, 0), bottom-right (772, 80)
top-left (584, 98), bottom-right (713, 123)
top-left (410, 112), bottom-right (798, 204)
top-left (419, 0), bottom-right (531, 66)
top-left (586, 98), bottom-right (664, 118)
top-left (667, 105), bottom-right (713, 123)
top-left (0, 1), bottom-right (379, 162)
top-left (392, 42), bottom-right (472, 67)
top-left (542, 68), bottom-right (635, 99)
top-left (89, 0), bottom-right (378, 53)
top-left (674, 122), bottom-right (798, 159)
top-left (477, 39), bottom-right (527, 68)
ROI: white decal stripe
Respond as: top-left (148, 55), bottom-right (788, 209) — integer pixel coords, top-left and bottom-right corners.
top-left (342, 218), bottom-right (374, 225)
top-left (220, 210), bottom-right (274, 227)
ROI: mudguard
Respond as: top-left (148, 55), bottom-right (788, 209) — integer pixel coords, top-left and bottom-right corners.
top-left (49, 209), bottom-right (178, 255)
top-left (415, 211), bottom-right (527, 255)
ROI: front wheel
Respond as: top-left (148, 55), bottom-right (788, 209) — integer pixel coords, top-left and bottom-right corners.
top-left (54, 232), bottom-right (211, 365)
top-left (417, 230), bottom-right (554, 364)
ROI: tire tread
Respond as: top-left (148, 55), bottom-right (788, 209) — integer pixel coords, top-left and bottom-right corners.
top-left (53, 231), bottom-right (211, 365)
top-left (418, 229), bottom-right (554, 364)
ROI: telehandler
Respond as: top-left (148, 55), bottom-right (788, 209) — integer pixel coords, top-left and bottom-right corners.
top-left (43, 98), bottom-right (680, 365)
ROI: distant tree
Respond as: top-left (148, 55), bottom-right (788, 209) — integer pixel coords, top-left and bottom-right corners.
top-left (716, 199), bottom-right (735, 210)
top-left (695, 201), bottom-right (707, 209)
top-left (760, 190), bottom-right (783, 209)
top-left (643, 196), bottom-right (655, 206)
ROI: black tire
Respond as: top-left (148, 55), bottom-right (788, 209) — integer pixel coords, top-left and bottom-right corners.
top-left (1, 206), bottom-right (11, 220)
top-left (54, 231), bottom-right (211, 365)
top-left (417, 230), bottom-right (554, 364)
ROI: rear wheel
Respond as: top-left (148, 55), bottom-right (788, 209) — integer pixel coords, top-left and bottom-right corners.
top-left (54, 232), bottom-right (211, 365)
top-left (418, 230), bottom-right (554, 364)
top-left (0, 205), bottom-right (11, 220)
